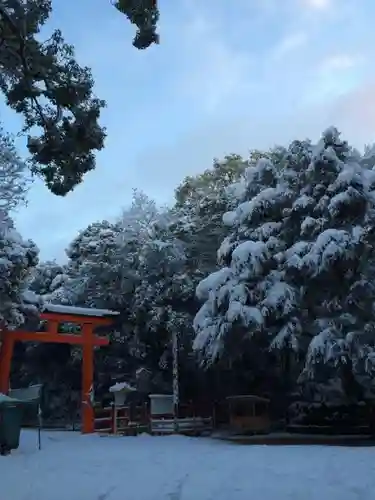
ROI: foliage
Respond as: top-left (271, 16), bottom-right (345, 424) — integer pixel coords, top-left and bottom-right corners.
top-left (114, 0), bottom-right (159, 50)
top-left (193, 128), bottom-right (375, 402)
top-left (36, 191), bottom-right (198, 395)
top-left (0, 126), bottom-right (30, 212)
top-left (63, 219), bottom-right (125, 308)
top-left (13, 125), bottom-right (375, 419)
top-left (0, 0), bottom-right (106, 195)
top-left (0, 216), bottom-right (39, 328)
top-left (130, 211), bottom-right (196, 375)
top-left (0, 126), bottom-right (39, 329)
top-left (28, 259), bottom-right (66, 296)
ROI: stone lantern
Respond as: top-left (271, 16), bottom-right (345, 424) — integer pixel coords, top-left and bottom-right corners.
top-left (109, 381), bottom-right (136, 408)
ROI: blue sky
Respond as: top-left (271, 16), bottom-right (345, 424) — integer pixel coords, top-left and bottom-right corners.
top-left (4, 0), bottom-right (375, 261)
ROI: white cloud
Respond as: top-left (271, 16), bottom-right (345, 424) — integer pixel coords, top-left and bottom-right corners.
top-left (173, 12), bottom-right (254, 114)
top-left (299, 53), bottom-right (367, 107)
top-left (132, 80), bottom-right (375, 202)
top-left (331, 80), bottom-right (375, 143)
top-left (272, 32), bottom-right (308, 60)
top-left (319, 54), bottom-right (365, 71)
top-left (302, 0), bottom-right (332, 9)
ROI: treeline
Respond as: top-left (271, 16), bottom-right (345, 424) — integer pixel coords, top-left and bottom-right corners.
top-left (4, 128), bottom-right (375, 423)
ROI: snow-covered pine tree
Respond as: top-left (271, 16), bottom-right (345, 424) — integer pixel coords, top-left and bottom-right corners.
top-left (288, 128), bottom-right (375, 399)
top-left (61, 219), bottom-right (125, 308)
top-left (174, 154), bottom-right (260, 280)
top-left (193, 128), bottom-right (375, 400)
top-left (130, 209), bottom-right (195, 375)
top-left (192, 147), bottom-right (296, 363)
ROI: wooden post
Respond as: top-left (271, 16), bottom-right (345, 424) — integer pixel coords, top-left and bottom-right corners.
top-left (0, 332), bottom-right (14, 394)
top-left (82, 324), bottom-right (94, 433)
top-left (113, 405), bottom-right (117, 435)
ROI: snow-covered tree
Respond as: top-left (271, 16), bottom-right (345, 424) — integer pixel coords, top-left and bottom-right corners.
top-left (130, 212), bottom-right (195, 375)
top-left (63, 219), bottom-right (126, 308)
top-left (62, 191), bottom-right (162, 310)
top-left (173, 155), bottom-right (249, 282)
top-left (0, 126), bottom-right (30, 213)
top-left (0, 128), bottom-right (39, 329)
top-left (28, 260), bottom-right (67, 297)
top-left (174, 151), bottom-right (288, 282)
top-left (0, 1), bottom-right (106, 195)
top-left (55, 191), bottom-right (198, 392)
top-left (193, 128), bottom-right (375, 401)
top-left (0, 216), bottom-right (39, 328)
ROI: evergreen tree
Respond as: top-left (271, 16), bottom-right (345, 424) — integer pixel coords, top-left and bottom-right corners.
top-left (64, 219), bottom-right (125, 308)
top-left (0, 0), bottom-right (106, 195)
top-left (0, 127), bottom-right (39, 328)
top-left (28, 260), bottom-right (67, 298)
top-left (193, 128), bottom-right (375, 401)
top-left (114, 0), bottom-right (159, 49)
top-left (130, 211), bottom-right (195, 383)
top-left (0, 216), bottom-right (39, 328)
top-left (173, 155), bottom-right (249, 282)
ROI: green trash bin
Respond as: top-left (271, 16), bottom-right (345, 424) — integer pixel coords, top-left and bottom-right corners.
top-left (0, 395), bottom-right (24, 455)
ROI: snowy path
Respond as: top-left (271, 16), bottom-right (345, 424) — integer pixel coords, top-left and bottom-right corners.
top-left (2, 430), bottom-right (375, 500)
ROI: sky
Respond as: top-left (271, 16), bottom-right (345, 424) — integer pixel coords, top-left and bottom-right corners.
top-left (3, 0), bottom-right (375, 261)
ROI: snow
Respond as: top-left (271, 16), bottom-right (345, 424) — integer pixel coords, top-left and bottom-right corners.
top-left (41, 303), bottom-right (119, 317)
top-left (231, 240), bottom-right (269, 277)
top-left (270, 318), bottom-right (301, 350)
top-left (222, 210), bottom-right (237, 227)
top-left (252, 221), bottom-right (282, 240)
top-left (3, 430), bottom-right (375, 500)
top-left (298, 229), bottom-right (360, 276)
top-left (300, 216), bottom-right (319, 235)
top-left (109, 381), bottom-right (136, 393)
top-left (262, 281), bottom-right (296, 311)
top-left (225, 179), bottom-right (247, 204)
top-left (328, 188), bottom-right (362, 217)
top-left (195, 268), bottom-right (233, 301)
top-left (301, 327), bottom-right (346, 379)
top-left (226, 301), bottom-right (263, 327)
top-left (0, 392), bottom-right (19, 403)
top-left (292, 194), bottom-right (314, 210)
top-left (229, 186), bottom-right (282, 226)
top-left (22, 289), bottom-right (42, 304)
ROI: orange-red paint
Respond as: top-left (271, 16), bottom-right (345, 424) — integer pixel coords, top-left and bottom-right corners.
top-left (0, 311), bottom-right (111, 434)
top-left (0, 332), bottom-right (14, 397)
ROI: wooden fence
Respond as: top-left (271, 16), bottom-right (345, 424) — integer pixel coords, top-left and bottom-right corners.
top-left (94, 401), bottom-right (213, 436)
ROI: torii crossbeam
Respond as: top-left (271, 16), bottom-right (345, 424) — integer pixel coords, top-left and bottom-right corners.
top-left (0, 304), bottom-right (119, 433)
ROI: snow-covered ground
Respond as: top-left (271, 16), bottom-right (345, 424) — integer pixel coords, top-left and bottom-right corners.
top-left (2, 430), bottom-right (375, 500)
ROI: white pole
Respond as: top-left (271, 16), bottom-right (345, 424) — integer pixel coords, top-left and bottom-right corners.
top-left (37, 404), bottom-right (42, 450)
top-left (172, 328), bottom-right (179, 433)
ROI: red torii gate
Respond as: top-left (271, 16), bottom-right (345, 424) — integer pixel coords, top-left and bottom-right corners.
top-left (0, 304), bottom-right (119, 434)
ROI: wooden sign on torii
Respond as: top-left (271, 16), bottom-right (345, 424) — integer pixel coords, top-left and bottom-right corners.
top-left (0, 304), bottom-right (119, 434)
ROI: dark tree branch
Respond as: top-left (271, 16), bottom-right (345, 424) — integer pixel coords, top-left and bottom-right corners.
top-left (0, 0), bottom-right (106, 195)
top-left (113, 0), bottom-right (159, 49)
